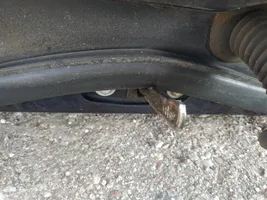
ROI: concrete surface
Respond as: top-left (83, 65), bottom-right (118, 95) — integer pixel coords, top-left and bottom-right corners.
top-left (0, 113), bottom-right (266, 200)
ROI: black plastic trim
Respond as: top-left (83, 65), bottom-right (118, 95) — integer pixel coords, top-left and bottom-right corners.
top-left (0, 49), bottom-right (266, 113)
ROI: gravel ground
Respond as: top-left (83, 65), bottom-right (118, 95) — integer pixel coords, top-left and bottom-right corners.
top-left (0, 113), bottom-right (267, 200)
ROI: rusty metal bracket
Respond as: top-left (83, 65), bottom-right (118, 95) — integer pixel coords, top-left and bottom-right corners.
top-left (139, 88), bottom-right (187, 129)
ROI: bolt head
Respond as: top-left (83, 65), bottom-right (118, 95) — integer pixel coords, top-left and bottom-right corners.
top-left (95, 90), bottom-right (116, 97)
top-left (167, 91), bottom-right (183, 99)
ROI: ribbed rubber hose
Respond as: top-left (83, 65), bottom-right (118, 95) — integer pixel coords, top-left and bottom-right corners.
top-left (230, 12), bottom-right (267, 91)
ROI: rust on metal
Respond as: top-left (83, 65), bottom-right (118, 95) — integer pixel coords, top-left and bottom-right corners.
top-left (209, 11), bottom-right (245, 62)
top-left (139, 88), bottom-right (186, 128)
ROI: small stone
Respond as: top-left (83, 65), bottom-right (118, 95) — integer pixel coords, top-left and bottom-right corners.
top-left (130, 151), bottom-right (135, 156)
top-left (8, 153), bottom-right (15, 158)
top-left (107, 183), bottom-right (113, 189)
top-left (89, 193), bottom-right (96, 200)
top-left (43, 192), bottom-right (51, 198)
top-left (202, 159), bottom-right (214, 168)
top-left (84, 116), bottom-right (90, 120)
top-left (204, 152), bottom-right (211, 159)
top-left (128, 190), bottom-right (132, 195)
top-left (65, 171), bottom-right (71, 176)
top-left (214, 196), bottom-right (219, 200)
top-left (162, 144), bottom-right (170, 149)
top-left (140, 154), bottom-right (146, 159)
top-left (256, 187), bottom-right (261, 192)
top-left (256, 126), bottom-right (262, 131)
top-left (3, 186), bottom-right (17, 193)
top-left (214, 157), bottom-right (223, 164)
top-left (87, 184), bottom-right (94, 190)
top-left (133, 119), bottom-right (137, 123)
top-left (101, 180), bottom-right (107, 186)
top-left (116, 175), bottom-right (123, 182)
top-left (0, 119), bottom-right (6, 124)
top-left (84, 129), bottom-right (89, 133)
top-left (258, 152), bottom-right (265, 158)
top-left (95, 185), bottom-right (101, 190)
top-left (119, 155), bottom-right (125, 161)
top-left (156, 153), bottom-right (164, 160)
top-left (93, 175), bottom-right (101, 184)
top-left (156, 141), bottom-right (164, 149)
top-left (190, 153), bottom-right (198, 161)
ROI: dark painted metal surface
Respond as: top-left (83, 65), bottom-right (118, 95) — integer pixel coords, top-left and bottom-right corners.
top-left (129, 0), bottom-right (267, 11)
top-left (0, 0), bottom-right (213, 63)
top-left (0, 49), bottom-right (266, 113)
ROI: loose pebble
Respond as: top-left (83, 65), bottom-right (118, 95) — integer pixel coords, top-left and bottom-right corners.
top-left (65, 171), bottom-right (71, 176)
top-left (107, 183), bottom-right (113, 189)
top-left (156, 141), bottom-right (164, 149)
top-left (255, 187), bottom-right (261, 192)
top-left (156, 153), bottom-right (164, 160)
top-left (8, 153), bottom-right (15, 158)
top-left (93, 175), bottom-right (101, 185)
top-left (214, 196), bottom-right (219, 200)
top-left (162, 144), bottom-right (170, 149)
top-left (89, 193), bottom-right (96, 200)
top-left (190, 153), bottom-right (199, 161)
top-left (43, 192), bottom-right (51, 198)
top-left (202, 159), bottom-right (214, 168)
top-left (101, 180), bottom-right (107, 186)
top-left (3, 186), bottom-right (16, 193)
